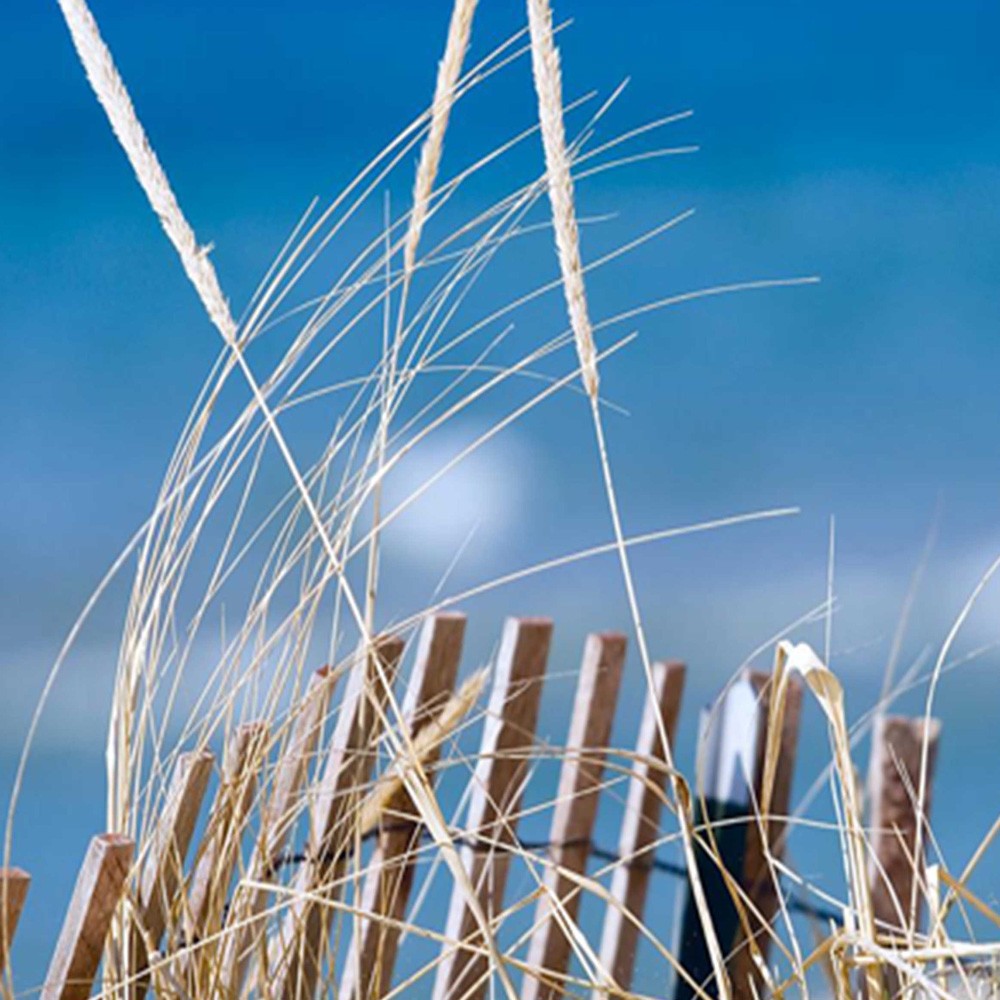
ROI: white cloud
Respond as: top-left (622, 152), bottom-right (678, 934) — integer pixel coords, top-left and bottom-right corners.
top-left (381, 427), bottom-right (533, 573)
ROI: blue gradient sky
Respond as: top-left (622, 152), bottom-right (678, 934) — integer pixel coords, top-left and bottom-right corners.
top-left (3, 0), bottom-right (1000, 990)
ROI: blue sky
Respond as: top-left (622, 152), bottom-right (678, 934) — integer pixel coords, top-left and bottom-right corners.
top-left (3, 0), bottom-right (1000, 990)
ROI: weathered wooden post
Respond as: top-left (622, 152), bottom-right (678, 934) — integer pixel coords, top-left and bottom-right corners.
top-left (432, 616), bottom-right (552, 1000)
top-left (522, 631), bottom-right (627, 1000)
top-left (867, 714), bottom-right (941, 936)
top-left (43, 833), bottom-right (134, 1000)
top-left (340, 613), bottom-right (466, 1000)
top-left (673, 676), bottom-right (761, 1000)
top-left (594, 660), bottom-right (686, 997)
top-left (0, 868), bottom-right (30, 977)
top-left (272, 634), bottom-right (405, 1000)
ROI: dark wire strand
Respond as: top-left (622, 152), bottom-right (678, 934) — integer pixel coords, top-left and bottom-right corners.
top-left (264, 824), bottom-right (843, 925)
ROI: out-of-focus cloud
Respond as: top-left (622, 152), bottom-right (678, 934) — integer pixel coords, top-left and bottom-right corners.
top-left (382, 427), bottom-right (534, 574)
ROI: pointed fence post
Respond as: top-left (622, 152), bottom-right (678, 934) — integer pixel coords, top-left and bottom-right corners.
top-left (522, 632), bottom-right (627, 1000)
top-left (673, 676), bottom-right (761, 1000)
top-left (131, 749), bottom-right (214, 997)
top-left (216, 666), bottom-right (337, 996)
top-left (182, 721), bottom-right (268, 984)
top-left (867, 715), bottom-right (941, 934)
top-left (272, 634), bottom-right (405, 1000)
top-left (341, 613), bottom-right (466, 1000)
top-left (0, 868), bottom-right (30, 976)
top-left (42, 834), bottom-right (133, 1000)
top-left (594, 660), bottom-right (686, 997)
top-left (432, 616), bottom-right (552, 1000)
top-left (729, 670), bottom-right (803, 1000)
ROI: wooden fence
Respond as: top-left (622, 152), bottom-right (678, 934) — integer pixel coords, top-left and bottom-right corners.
top-left (2, 612), bottom-right (941, 999)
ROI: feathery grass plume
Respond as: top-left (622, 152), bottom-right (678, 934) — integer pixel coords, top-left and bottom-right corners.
top-left (363, 0), bottom-right (478, 666)
top-left (55, 0), bottom-right (236, 343)
top-left (525, 0), bottom-right (599, 401)
top-left (404, 0), bottom-right (480, 282)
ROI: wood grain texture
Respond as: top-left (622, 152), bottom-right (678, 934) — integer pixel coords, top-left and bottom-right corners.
top-left (187, 722), bottom-right (268, 938)
top-left (522, 632), bottom-right (626, 1000)
top-left (594, 660), bottom-right (685, 997)
top-left (867, 714), bottom-right (941, 933)
top-left (0, 867), bottom-right (30, 975)
top-left (131, 749), bottom-right (214, 998)
top-left (42, 834), bottom-right (133, 1000)
top-left (217, 667), bottom-right (337, 996)
top-left (265, 667), bottom-right (339, 865)
top-left (273, 634), bottom-right (405, 1000)
top-left (432, 616), bottom-right (553, 1000)
top-left (729, 670), bottom-right (804, 1000)
top-left (341, 613), bottom-right (466, 1000)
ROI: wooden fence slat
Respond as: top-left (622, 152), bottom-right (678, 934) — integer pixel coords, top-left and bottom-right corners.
top-left (729, 670), bottom-right (803, 1000)
top-left (341, 613), bottom-right (466, 1000)
top-left (432, 616), bottom-right (552, 1000)
top-left (522, 632), bottom-right (626, 1000)
top-left (266, 667), bottom-right (339, 864)
top-left (867, 714), bottom-right (941, 933)
top-left (674, 676), bottom-right (763, 1000)
top-left (594, 660), bottom-right (685, 997)
top-left (217, 666), bottom-right (337, 996)
top-left (42, 834), bottom-right (133, 1000)
top-left (273, 634), bottom-right (405, 1000)
top-left (0, 868), bottom-right (30, 975)
top-left (131, 749), bottom-right (214, 997)
top-left (186, 722), bottom-right (268, 944)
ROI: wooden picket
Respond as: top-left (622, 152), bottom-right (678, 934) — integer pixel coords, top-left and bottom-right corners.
top-left (42, 834), bottom-right (133, 1000)
top-left (0, 868), bottom-right (30, 976)
top-left (867, 714), bottom-right (941, 933)
top-left (729, 670), bottom-right (804, 1000)
top-left (1, 613), bottom-right (947, 1000)
top-left (522, 632), bottom-right (627, 1000)
top-left (432, 616), bottom-right (553, 1000)
top-left (271, 633), bottom-right (405, 1000)
top-left (180, 721), bottom-right (269, 995)
top-left (595, 659), bottom-right (686, 995)
top-left (217, 665), bottom-right (338, 997)
top-left (131, 749), bottom-right (214, 998)
top-left (187, 722), bottom-right (268, 941)
top-left (340, 613), bottom-right (466, 1000)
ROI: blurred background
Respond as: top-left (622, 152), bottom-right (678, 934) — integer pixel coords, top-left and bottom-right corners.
top-left (3, 0), bottom-right (1000, 991)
